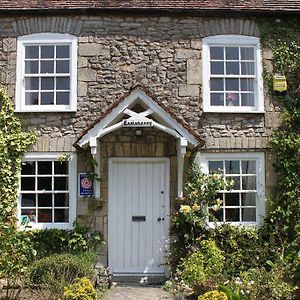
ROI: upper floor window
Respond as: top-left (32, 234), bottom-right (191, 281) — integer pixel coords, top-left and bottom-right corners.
top-left (15, 33), bottom-right (77, 112)
top-left (202, 35), bottom-right (264, 113)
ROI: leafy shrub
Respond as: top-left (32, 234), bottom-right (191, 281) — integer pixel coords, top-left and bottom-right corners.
top-left (0, 223), bottom-right (35, 299)
top-left (170, 164), bottom-right (231, 272)
top-left (179, 240), bottom-right (224, 295)
top-left (219, 284), bottom-right (244, 300)
top-left (25, 226), bottom-right (104, 258)
top-left (239, 267), bottom-right (297, 300)
top-left (27, 253), bottom-right (95, 300)
top-left (198, 291), bottom-right (228, 300)
top-left (210, 224), bottom-right (277, 276)
top-left (62, 277), bottom-right (97, 300)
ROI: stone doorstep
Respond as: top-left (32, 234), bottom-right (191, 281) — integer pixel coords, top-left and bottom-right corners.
top-left (112, 275), bottom-right (167, 285)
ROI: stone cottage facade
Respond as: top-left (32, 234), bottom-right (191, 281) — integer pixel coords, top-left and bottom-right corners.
top-left (1, 1), bottom-right (299, 277)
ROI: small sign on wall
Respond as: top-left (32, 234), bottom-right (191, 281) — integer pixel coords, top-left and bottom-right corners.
top-left (79, 173), bottom-right (94, 197)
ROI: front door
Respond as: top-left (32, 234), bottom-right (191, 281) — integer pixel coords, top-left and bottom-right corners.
top-left (108, 158), bottom-right (170, 275)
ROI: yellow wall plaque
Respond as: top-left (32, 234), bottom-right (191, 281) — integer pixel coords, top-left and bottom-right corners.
top-left (273, 75), bottom-right (287, 92)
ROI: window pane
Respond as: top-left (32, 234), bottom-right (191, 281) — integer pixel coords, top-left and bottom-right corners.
top-left (25, 92), bottom-right (39, 105)
top-left (41, 60), bottom-right (54, 73)
top-left (38, 194), bottom-right (52, 207)
top-left (21, 194), bottom-right (36, 207)
top-left (241, 93), bottom-right (255, 106)
top-left (37, 177), bottom-right (52, 191)
top-left (54, 161), bottom-right (68, 174)
top-left (21, 177), bottom-right (35, 191)
top-left (241, 47), bottom-right (254, 60)
top-left (241, 62), bottom-right (255, 75)
top-left (211, 62), bottom-right (224, 75)
top-left (226, 62), bottom-right (239, 75)
top-left (41, 46), bottom-right (54, 58)
top-left (210, 47), bottom-right (223, 60)
top-left (226, 47), bottom-right (239, 60)
top-left (41, 77), bottom-right (54, 90)
top-left (25, 46), bottom-right (39, 59)
top-left (56, 78), bottom-right (70, 90)
top-left (56, 60), bottom-right (69, 73)
top-left (25, 61), bottom-right (38, 74)
top-left (211, 93), bottom-right (224, 106)
top-left (242, 176), bottom-right (256, 190)
top-left (241, 79), bottom-right (254, 91)
top-left (41, 92), bottom-right (54, 105)
top-left (210, 79), bottom-right (224, 91)
top-left (25, 78), bottom-right (39, 90)
top-left (54, 209), bottom-right (69, 222)
top-left (225, 193), bottom-right (239, 206)
top-left (225, 160), bottom-right (240, 174)
top-left (54, 193), bottom-right (69, 207)
top-left (56, 92), bottom-right (70, 105)
top-left (225, 78), bottom-right (239, 91)
top-left (241, 193), bottom-right (256, 206)
top-left (38, 209), bottom-right (52, 222)
top-left (54, 177), bottom-right (68, 191)
top-left (226, 93), bottom-right (239, 106)
top-left (56, 46), bottom-right (70, 58)
top-left (209, 161), bottom-right (223, 172)
top-left (21, 162), bottom-right (35, 175)
top-left (226, 176), bottom-right (240, 190)
top-left (209, 208), bottom-right (223, 222)
top-left (226, 208), bottom-right (240, 222)
top-left (38, 161), bottom-right (52, 174)
top-left (242, 208), bottom-right (256, 222)
top-left (21, 209), bottom-right (36, 222)
top-left (242, 160), bottom-right (256, 174)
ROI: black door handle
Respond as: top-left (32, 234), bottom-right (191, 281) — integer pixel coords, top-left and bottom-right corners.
top-left (157, 217), bottom-right (165, 222)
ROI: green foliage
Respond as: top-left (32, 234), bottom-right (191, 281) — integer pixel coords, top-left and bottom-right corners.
top-left (170, 164), bottom-right (231, 271)
top-left (198, 291), bottom-right (228, 300)
top-left (27, 253), bottom-right (95, 299)
top-left (0, 223), bottom-right (35, 299)
top-left (219, 285), bottom-right (244, 300)
top-left (25, 226), bottom-right (104, 258)
top-left (257, 17), bottom-right (300, 260)
top-left (62, 277), bottom-right (97, 300)
top-left (239, 266), bottom-right (297, 300)
top-left (210, 224), bottom-right (277, 276)
top-left (0, 89), bottom-right (36, 224)
top-left (179, 239), bottom-right (224, 294)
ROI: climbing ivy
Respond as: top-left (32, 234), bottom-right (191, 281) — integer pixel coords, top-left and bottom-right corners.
top-left (0, 89), bottom-right (36, 225)
top-left (259, 18), bottom-right (300, 256)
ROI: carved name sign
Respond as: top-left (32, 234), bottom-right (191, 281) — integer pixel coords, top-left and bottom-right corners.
top-left (123, 118), bottom-right (154, 127)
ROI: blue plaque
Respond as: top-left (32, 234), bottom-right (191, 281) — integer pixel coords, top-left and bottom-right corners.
top-left (79, 173), bottom-right (94, 196)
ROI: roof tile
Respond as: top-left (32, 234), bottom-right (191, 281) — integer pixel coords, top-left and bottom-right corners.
top-left (0, 1), bottom-right (299, 12)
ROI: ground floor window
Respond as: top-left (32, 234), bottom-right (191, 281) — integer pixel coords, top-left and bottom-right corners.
top-left (197, 152), bottom-right (265, 226)
top-left (19, 152), bottom-right (76, 229)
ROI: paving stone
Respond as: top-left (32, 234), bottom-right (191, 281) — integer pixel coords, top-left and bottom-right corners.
top-left (104, 285), bottom-right (172, 300)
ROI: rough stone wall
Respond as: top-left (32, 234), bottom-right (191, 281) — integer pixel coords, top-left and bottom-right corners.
top-left (0, 14), bottom-right (281, 223)
top-left (0, 15), bottom-right (279, 152)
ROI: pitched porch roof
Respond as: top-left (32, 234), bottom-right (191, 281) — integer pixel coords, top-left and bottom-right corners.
top-left (75, 85), bottom-right (204, 148)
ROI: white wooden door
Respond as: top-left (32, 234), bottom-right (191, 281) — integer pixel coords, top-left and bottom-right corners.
top-left (108, 158), bottom-right (170, 275)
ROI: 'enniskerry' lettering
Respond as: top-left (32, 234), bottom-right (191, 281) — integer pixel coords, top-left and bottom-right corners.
top-left (123, 119), bottom-right (154, 127)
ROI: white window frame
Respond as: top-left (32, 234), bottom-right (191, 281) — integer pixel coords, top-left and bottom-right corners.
top-left (15, 33), bottom-right (78, 112)
top-left (18, 152), bottom-right (77, 230)
top-left (202, 35), bottom-right (264, 113)
top-left (196, 152), bottom-right (265, 226)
